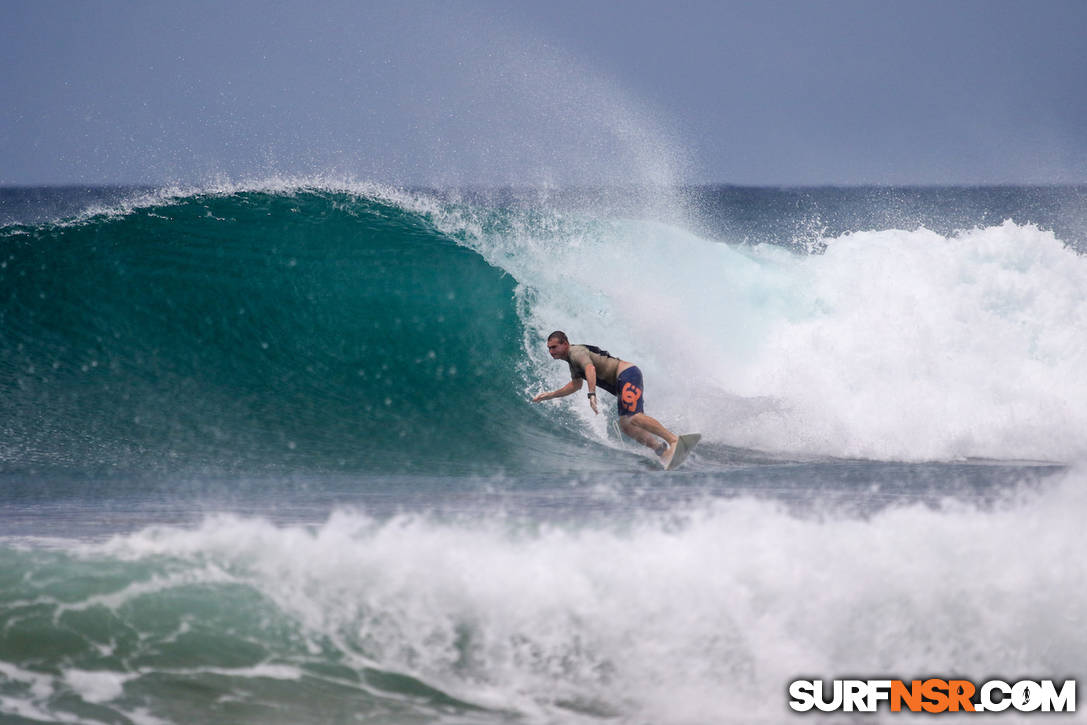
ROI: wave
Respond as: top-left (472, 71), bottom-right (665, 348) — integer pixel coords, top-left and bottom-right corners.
top-left (1, 467), bottom-right (1083, 724)
top-left (0, 185), bottom-right (618, 475)
top-left (2, 182), bottom-right (1085, 474)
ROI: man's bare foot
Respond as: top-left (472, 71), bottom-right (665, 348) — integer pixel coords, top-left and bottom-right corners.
top-left (658, 439), bottom-right (679, 467)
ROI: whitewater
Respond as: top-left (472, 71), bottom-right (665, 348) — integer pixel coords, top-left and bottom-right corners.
top-left (1, 182), bottom-right (1085, 724)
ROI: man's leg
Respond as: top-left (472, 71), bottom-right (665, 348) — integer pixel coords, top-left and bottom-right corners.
top-left (619, 413), bottom-right (679, 460)
top-left (615, 366), bottom-right (679, 462)
top-left (626, 413), bottom-right (678, 445)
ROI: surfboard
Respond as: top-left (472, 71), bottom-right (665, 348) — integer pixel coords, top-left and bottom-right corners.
top-left (665, 433), bottom-right (701, 470)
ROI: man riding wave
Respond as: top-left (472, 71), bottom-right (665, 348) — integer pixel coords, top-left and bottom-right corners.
top-left (531, 330), bottom-right (680, 465)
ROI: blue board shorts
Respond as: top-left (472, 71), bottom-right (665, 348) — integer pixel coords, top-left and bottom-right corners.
top-left (616, 366), bottom-right (645, 417)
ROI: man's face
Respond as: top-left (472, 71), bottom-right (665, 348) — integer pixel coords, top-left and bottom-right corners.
top-left (547, 338), bottom-right (569, 359)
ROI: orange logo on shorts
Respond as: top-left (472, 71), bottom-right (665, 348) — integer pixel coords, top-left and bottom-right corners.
top-left (621, 382), bottom-right (642, 412)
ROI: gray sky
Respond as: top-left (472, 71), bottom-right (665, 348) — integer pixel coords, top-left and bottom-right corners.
top-left (3, 0), bottom-right (1086, 186)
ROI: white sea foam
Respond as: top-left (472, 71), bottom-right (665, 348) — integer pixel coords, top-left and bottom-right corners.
top-left (475, 215), bottom-right (1087, 462)
top-left (0, 661), bottom-right (55, 699)
top-left (0, 663), bottom-right (138, 724)
top-left (91, 469), bottom-right (1087, 724)
top-left (63, 669), bottom-right (131, 704)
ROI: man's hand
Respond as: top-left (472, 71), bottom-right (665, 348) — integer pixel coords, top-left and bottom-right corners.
top-left (533, 380), bottom-right (580, 403)
top-left (588, 394), bottom-right (599, 415)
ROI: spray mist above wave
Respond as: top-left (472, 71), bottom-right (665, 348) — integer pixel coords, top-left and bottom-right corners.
top-left (0, 1), bottom-right (692, 194)
top-left (341, 11), bottom-right (692, 195)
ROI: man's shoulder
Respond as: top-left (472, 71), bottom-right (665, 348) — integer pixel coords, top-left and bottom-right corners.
top-left (568, 345), bottom-right (592, 362)
top-left (566, 346), bottom-right (593, 376)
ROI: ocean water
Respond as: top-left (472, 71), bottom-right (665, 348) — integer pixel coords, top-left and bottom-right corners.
top-left (1, 181), bottom-right (1085, 724)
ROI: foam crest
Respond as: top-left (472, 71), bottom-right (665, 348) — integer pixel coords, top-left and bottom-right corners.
top-left (91, 471), bottom-right (1087, 723)
top-left (736, 222), bottom-right (1087, 460)
top-left (56, 175), bottom-right (430, 227)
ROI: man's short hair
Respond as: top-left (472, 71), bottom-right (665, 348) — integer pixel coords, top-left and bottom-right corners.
top-left (547, 330), bottom-right (568, 344)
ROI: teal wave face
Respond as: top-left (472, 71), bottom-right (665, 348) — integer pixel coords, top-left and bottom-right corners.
top-left (0, 190), bottom-right (587, 475)
top-left (0, 544), bottom-right (483, 724)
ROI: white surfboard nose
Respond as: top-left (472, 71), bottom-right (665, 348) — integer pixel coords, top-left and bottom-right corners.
top-left (665, 433), bottom-right (702, 470)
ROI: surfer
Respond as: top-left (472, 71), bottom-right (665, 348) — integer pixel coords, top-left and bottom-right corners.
top-left (532, 331), bottom-right (680, 465)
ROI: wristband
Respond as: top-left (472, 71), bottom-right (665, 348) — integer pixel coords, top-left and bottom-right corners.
top-left (587, 392), bottom-right (596, 398)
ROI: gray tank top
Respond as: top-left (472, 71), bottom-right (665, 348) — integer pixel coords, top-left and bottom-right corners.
top-left (566, 344), bottom-right (622, 395)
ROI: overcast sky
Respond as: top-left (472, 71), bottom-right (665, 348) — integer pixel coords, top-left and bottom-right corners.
top-left (3, 0), bottom-right (1085, 186)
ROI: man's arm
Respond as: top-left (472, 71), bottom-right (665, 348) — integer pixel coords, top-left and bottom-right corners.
top-left (583, 364), bottom-right (599, 414)
top-left (532, 378), bottom-right (583, 402)
top-left (583, 364), bottom-right (597, 397)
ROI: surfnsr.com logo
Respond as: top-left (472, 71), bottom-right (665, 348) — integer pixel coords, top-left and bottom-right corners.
top-left (789, 679), bottom-right (1076, 714)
